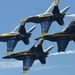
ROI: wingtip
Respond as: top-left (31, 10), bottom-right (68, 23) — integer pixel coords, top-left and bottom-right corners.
top-left (42, 32), bottom-right (47, 35)
top-left (27, 25), bottom-right (36, 33)
top-left (32, 25), bottom-right (36, 28)
top-left (21, 19), bottom-right (26, 23)
top-left (65, 6), bottom-right (70, 10)
top-left (22, 70), bottom-right (29, 73)
top-left (54, 0), bottom-right (60, 2)
top-left (67, 6), bottom-right (70, 8)
top-left (50, 45), bottom-right (54, 48)
top-left (6, 52), bottom-right (12, 54)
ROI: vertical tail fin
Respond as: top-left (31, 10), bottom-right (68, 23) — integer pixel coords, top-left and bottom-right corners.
top-left (11, 20), bottom-right (26, 33)
top-left (44, 0), bottom-right (60, 14)
top-left (12, 20), bottom-right (36, 45)
top-left (62, 19), bottom-right (75, 33)
top-left (29, 39), bottom-right (44, 52)
top-left (60, 6), bottom-right (70, 14)
top-left (17, 23), bottom-right (29, 45)
top-left (44, 45), bottom-right (54, 53)
top-left (27, 26), bottom-right (36, 33)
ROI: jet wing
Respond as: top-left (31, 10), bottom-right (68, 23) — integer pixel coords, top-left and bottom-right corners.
top-left (7, 40), bottom-right (18, 54)
top-left (45, 0), bottom-right (59, 14)
top-left (23, 56), bottom-right (34, 73)
top-left (41, 21), bottom-right (52, 35)
top-left (57, 37), bottom-right (69, 52)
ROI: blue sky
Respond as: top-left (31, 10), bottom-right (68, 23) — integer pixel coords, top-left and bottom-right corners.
top-left (0, 0), bottom-right (75, 75)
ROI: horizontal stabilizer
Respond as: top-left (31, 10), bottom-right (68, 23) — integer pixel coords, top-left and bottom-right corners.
top-left (44, 45), bottom-right (54, 53)
top-left (39, 58), bottom-right (46, 64)
top-left (56, 18), bottom-right (64, 25)
top-left (60, 6), bottom-right (70, 14)
top-left (27, 26), bottom-right (36, 33)
top-left (22, 38), bottom-right (29, 45)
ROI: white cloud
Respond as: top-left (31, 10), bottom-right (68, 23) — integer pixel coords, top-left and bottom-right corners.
top-left (0, 61), bottom-right (22, 68)
top-left (33, 65), bottom-right (71, 71)
top-left (0, 60), bottom-right (41, 69)
top-left (34, 65), bottom-right (60, 71)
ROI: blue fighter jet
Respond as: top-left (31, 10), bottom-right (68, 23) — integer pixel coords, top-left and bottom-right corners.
top-left (36, 19), bottom-right (75, 52)
top-left (23, 0), bottom-right (70, 35)
top-left (3, 39), bottom-right (54, 73)
top-left (0, 20), bottom-right (36, 54)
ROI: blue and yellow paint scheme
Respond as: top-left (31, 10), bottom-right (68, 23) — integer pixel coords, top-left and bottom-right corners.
top-left (23, 0), bottom-right (70, 35)
top-left (0, 20), bottom-right (36, 54)
top-left (36, 19), bottom-right (75, 52)
top-left (3, 40), bottom-right (54, 73)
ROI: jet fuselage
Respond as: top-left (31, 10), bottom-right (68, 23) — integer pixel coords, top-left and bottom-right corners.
top-left (0, 33), bottom-right (31, 42)
top-left (42, 32), bottom-right (75, 42)
top-left (3, 51), bottom-right (48, 61)
top-left (25, 14), bottom-right (64, 24)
